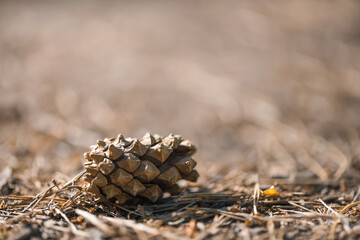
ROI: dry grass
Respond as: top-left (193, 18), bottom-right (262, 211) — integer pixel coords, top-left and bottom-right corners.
top-left (1, 161), bottom-right (360, 239)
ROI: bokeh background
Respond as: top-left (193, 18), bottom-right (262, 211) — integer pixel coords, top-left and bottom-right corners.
top-left (1, 0), bottom-right (360, 187)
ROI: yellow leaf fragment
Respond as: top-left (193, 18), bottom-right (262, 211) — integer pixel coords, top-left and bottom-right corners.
top-left (263, 186), bottom-right (279, 196)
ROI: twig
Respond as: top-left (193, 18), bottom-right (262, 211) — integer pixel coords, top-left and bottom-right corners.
top-left (60, 190), bottom-right (82, 211)
top-left (295, 149), bottom-right (328, 180)
top-left (55, 208), bottom-right (89, 237)
top-left (338, 201), bottom-right (360, 215)
top-left (22, 186), bottom-right (55, 212)
top-left (61, 170), bottom-right (86, 189)
top-left (75, 209), bottom-right (116, 236)
top-left (101, 216), bottom-right (158, 235)
top-left (108, 202), bottom-right (142, 217)
top-left (196, 207), bottom-right (344, 222)
top-left (252, 178), bottom-right (260, 215)
top-left (288, 201), bottom-right (317, 213)
top-left (318, 198), bottom-right (339, 215)
top-left (102, 216), bottom-right (191, 240)
top-left (22, 170), bottom-right (85, 213)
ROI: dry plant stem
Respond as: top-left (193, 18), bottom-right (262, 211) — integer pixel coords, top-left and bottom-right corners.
top-left (2, 174), bottom-right (359, 240)
top-left (21, 170), bottom-right (85, 213)
top-left (196, 207), bottom-right (343, 222)
top-left (330, 143), bottom-right (349, 181)
top-left (0, 196), bottom-right (66, 204)
top-left (252, 179), bottom-right (260, 215)
top-left (55, 208), bottom-right (89, 237)
top-left (330, 219), bottom-right (340, 240)
top-left (22, 186), bottom-right (55, 212)
top-left (317, 198), bottom-right (339, 215)
top-left (108, 202), bottom-right (142, 217)
top-left (352, 186), bottom-right (360, 202)
top-left (295, 149), bottom-right (328, 180)
top-left (330, 201), bottom-right (360, 239)
top-left (1, 132), bottom-right (358, 240)
top-left (61, 170), bottom-right (86, 189)
top-left (198, 215), bottom-right (229, 240)
top-left (102, 216), bottom-right (159, 235)
top-left (59, 190), bottom-right (82, 211)
top-left (267, 219), bottom-right (276, 240)
top-left (75, 209), bottom-right (190, 240)
top-left (4, 212), bottom-right (32, 224)
top-left (288, 201), bottom-right (317, 213)
top-left (338, 201), bottom-right (360, 214)
top-left (75, 209), bottom-right (117, 236)
top-left (102, 216), bottom-right (190, 240)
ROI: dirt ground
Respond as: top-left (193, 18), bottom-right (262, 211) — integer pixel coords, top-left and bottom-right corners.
top-left (1, 1), bottom-right (360, 239)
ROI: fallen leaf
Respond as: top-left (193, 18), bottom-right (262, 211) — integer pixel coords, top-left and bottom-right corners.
top-left (263, 186), bottom-right (279, 196)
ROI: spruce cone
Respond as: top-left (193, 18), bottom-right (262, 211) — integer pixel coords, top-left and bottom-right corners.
top-left (83, 133), bottom-right (199, 204)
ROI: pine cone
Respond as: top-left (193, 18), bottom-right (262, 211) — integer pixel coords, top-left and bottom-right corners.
top-left (83, 133), bottom-right (199, 204)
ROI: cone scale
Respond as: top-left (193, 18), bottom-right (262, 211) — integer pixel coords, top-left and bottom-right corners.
top-left (83, 133), bottom-right (198, 204)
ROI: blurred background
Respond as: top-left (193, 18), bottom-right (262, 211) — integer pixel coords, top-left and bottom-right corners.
top-left (1, 0), bottom-right (360, 188)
